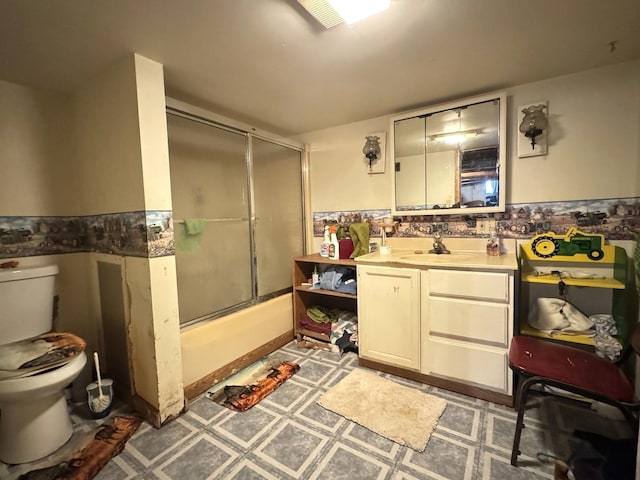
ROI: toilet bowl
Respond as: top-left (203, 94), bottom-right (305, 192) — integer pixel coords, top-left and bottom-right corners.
top-left (0, 353), bottom-right (87, 464)
top-left (0, 265), bottom-right (88, 464)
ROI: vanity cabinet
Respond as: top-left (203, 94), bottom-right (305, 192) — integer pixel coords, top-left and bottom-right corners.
top-left (357, 265), bottom-right (421, 370)
top-left (293, 254), bottom-right (357, 343)
top-left (422, 269), bottom-right (514, 395)
top-left (356, 252), bottom-right (517, 404)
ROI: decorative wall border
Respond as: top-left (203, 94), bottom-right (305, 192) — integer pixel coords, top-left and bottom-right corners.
top-left (0, 211), bottom-right (175, 260)
top-left (313, 197), bottom-right (640, 241)
top-left (2, 196), bottom-right (637, 260)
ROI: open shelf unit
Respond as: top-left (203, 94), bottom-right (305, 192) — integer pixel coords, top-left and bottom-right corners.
top-left (518, 230), bottom-right (633, 349)
top-left (292, 254), bottom-right (357, 343)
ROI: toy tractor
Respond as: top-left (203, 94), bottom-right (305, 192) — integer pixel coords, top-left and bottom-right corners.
top-left (530, 227), bottom-right (605, 260)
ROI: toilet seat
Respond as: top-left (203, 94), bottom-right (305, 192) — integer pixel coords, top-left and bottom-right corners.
top-left (0, 353), bottom-right (87, 399)
top-left (0, 331), bottom-right (86, 379)
top-left (0, 352), bottom-right (87, 463)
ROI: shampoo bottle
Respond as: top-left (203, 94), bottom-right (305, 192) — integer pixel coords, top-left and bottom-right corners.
top-left (320, 225), bottom-right (330, 257)
top-left (328, 226), bottom-right (340, 260)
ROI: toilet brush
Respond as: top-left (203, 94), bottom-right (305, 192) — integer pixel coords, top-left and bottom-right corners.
top-left (90, 352), bottom-right (110, 413)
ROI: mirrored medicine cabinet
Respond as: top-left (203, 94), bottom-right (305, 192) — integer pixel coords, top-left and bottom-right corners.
top-left (390, 91), bottom-right (506, 216)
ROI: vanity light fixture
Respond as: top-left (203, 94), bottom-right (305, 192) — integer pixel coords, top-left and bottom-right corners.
top-left (518, 102), bottom-right (549, 157)
top-left (297, 0), bottom-right (391, 28)
top-left (363, 133), bottom-right (386, 174)
top-left (430, 129), bottom-right (479, 145)
top-left (363, 135), bottom-right (381, 166)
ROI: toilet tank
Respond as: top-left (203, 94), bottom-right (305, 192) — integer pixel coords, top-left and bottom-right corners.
top-left (0, 265), bottom-right (59, 345)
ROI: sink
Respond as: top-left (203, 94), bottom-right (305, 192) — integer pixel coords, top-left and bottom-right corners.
top-left (396, 251), bottom-right (479, 264)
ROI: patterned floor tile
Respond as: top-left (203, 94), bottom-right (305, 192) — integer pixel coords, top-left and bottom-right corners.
top-left (6, 342), bottom-right (635, 480)
top-left (153, 433), bottom-right (239, 480)
top-left (307, 442), bottom-right (390, 480)
top-left (293, 390), bottom-right (346, 433)
top-left (254, 419), bottom-right (328, 477)
top-left (401, 432), bottom-right (476, 480)
top-left (127, 417), bottom-right (199, 466)
top-left (212, 404), bottom-right (281, 448)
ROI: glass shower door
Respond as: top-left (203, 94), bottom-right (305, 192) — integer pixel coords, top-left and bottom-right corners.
top-left (168, 113), bottom-right (252, 325)
top-left (252, 137), bottom-right (304, 297)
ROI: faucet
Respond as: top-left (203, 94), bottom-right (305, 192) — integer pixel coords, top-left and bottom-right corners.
top-left (428, 232), bottom-right (450, 254)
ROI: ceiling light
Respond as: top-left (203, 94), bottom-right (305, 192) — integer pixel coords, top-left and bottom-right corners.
top-left (328, 0), bottom-right (391, 24)
top-left (430, 130), bottom-right (479, 145)
top-left (297, 0), bottom-right (391, 29)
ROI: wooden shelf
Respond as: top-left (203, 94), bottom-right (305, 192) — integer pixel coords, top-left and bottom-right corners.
top-left (294, 285), bottom-right (357, 299)
top-left (293, 253), bottom-right (358, 344)
top-left (518, 230), bottom-right (634, 345)
top-left (294, 253), bottom-right (356, 267)
top-left (519, 322), bottom-right (595, 347)
top-left (520, 273), bottom-right (625, 289)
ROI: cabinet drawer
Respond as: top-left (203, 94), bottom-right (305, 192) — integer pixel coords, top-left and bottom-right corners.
top-left (427, 338), bottom-right (508, 392)
top-left (428, 269), bottom-right (509, 301)
top-left (428, 297), bottom-right (509, 346)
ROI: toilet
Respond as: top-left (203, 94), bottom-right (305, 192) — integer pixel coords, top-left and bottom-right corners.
top-left (0, 265), bottom-right (87, 464)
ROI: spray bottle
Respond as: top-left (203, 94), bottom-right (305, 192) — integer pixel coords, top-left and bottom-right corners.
top-left (320, 225), bottom-right (331, 257)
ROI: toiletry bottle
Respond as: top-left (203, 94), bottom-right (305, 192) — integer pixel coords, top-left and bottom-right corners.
top-left (320, 226), bottom-right (330, 257)
top-left (312, 265), bottom-right (319, 286)
top-left (328, 226), bottom-right (340, 260)
top-left (486, 229), bottom-right (500, 256)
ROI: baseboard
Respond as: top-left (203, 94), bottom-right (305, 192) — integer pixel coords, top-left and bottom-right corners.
top-left (183, 330), bottom-right (294, 401)
top-left (359, 358), bottom-right (513, 406)
top-left (114, 388), bottom-right (184, 429)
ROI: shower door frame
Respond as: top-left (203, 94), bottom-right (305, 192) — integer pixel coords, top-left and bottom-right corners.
top-left (166, 97), bottom-right (309, 327)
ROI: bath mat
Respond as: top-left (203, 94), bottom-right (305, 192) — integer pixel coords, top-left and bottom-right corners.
top-left (206, 359), bottom-right (300, 412)
top-left (318, 369), bottom-right (446, 451)
top-left (9, 415), bottom-right (142, 480)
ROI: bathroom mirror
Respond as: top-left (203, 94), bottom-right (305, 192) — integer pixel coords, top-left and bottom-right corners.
top-left (390, 91), bottom-right (506, 216)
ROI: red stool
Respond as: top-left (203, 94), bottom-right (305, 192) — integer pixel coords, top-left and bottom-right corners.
top-left (508, 331), bottom-right (640, 466)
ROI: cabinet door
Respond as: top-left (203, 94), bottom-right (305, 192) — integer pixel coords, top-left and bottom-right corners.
top-left (357, 266), bottom-right (420, 369)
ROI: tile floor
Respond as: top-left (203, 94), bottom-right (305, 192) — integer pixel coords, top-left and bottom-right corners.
top-left (2, 341), bottom-right (636, 479)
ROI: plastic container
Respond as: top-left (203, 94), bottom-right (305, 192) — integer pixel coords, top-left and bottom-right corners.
top-left (86, 378), bottom-right (114, 419)
top-left (328, 226), bottom-right (340, 260)
top-left (320, 226), bottom-right (330, 258)
top-left (486, 230), bottom-right (500, 256)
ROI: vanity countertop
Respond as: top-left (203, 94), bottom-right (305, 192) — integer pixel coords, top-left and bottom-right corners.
top-left (355, 249), bottom-right (518, 271)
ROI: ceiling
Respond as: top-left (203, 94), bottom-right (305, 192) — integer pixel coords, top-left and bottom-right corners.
top-left (1, 0), bottom-right (639, 137)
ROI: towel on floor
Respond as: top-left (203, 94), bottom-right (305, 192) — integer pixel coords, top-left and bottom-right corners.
top-left (349, 222), bottom-right (370, 258)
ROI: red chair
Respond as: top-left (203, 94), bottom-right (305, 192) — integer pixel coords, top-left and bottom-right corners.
top-left (508, 327), bottom-right (640, 467)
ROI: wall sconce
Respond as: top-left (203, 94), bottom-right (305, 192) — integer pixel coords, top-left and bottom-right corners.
top-left (363, 132), bottom-right (386, 174)
top-left (518, 102), bottom-right (548, 158)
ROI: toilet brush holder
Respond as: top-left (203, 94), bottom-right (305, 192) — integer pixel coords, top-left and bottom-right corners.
top-left (86, 378), bottom-right (113, 419)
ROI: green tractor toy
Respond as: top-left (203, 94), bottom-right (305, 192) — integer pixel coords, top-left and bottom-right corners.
top-left (530, 227), bottom-right (605, 260)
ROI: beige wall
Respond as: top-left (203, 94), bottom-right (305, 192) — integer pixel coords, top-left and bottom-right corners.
top-left (73, 56), bottom-right (145, 215)
top-left (1, 54), bottom-right (184, 422)
top-left (296, 59), bottom-right (640, 218)
top-left (74, 54), bottom-right (185, 420)
top-left (0, 81), bottom-right (75, 216)
top-left (508, 60), bottom-right (640, 203)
